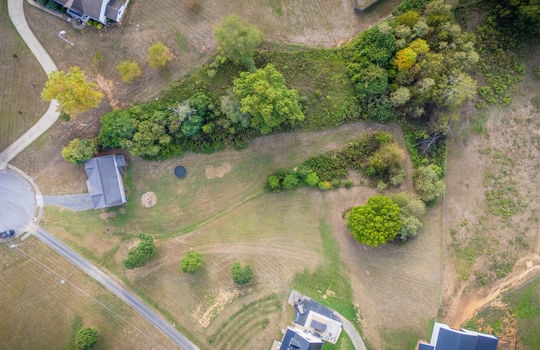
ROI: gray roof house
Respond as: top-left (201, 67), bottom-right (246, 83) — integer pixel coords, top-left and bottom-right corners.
top-left (54, 0), bottom-right (131, 24)
top-left (279, 327), bottom-right (323, 350)
top-left (85, 155), bottom-right (127, 209)
top-left (417, 322), bottom-right (498, 350)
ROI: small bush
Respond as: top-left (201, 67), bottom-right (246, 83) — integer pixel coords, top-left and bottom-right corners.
top-left (231, 262), bottom-right (253, 285)
top-left (283, 174), bottom-right (300, 190)
top-left (75, 327), bottom-right (98, 350)
top-left (305, 172), bottom-right (320, 186)
top-left (318, 181), bottom-right (331, 191)
top-left (180, 251), bottom-right (202, 274)
top-left (122, 234), bottom-right (157, 269)
top-left (267, 175), bottom-right (281, 192)
top-left (344, 179), bottom-right (353, 188)
top-left (332, 179), bottom-right (341, 188)
top-left (377, 181), bottom-right (388, 192)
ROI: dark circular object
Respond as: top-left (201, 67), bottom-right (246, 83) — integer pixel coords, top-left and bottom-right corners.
top-left (174, 166), bottom-right (186, 178)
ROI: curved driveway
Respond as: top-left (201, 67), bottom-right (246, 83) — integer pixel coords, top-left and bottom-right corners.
top-left (4, 1), bottom-right (199, 349)
top-left (0, 0), bottom-right (59, 169)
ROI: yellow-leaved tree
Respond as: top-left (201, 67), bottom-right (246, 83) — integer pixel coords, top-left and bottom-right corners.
top-left (41, 67), bottom-right (103, 118)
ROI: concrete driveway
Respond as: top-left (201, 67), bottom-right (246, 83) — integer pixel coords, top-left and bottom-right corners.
top-left (0, 168), bottom-right (36, 233)
top-left (43, 194), bottom-right (94, 211)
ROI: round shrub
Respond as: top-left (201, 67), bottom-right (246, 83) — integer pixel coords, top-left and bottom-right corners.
top-left (75, 327), bottom-right (98, 350)
top-left (267, 175), bottom-right (281, 192)
top-left (283, 173), bottom-right (300, 190)
top-left (180, 251), bottom-right (202, 274)
top-left (332, 179), bottom-right (341, 188)
top-left (344, 179), bottom-right (353, 188)
top-left (306, 172), bottom-right (320, 186)
top-left (318, 181), bottom-right (331, 191)
top-left (231, 262), bottom-right (253, 285)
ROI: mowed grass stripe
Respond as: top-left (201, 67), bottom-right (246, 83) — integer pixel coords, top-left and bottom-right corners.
top-left (209, 294), bottom-right (280, 344)
top-left (223, 318), bottom-right (271, 350)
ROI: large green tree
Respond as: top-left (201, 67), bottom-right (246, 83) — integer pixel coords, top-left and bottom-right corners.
top-left (122, 234), bottom-right (157, 269)
top-left (214, 14), bottom-right (263, 70)
top-left (179, 251), bottom-right (203, 274)
top-left (346, 195), bottom-right (401, 247)
top-left (233, 64), bottom-right (304, 134)
top-left (74, 327), bottom-right (98, 350)
top-left (61, 138), bottom-right (97, 164)
top-left (414, 164), bottom-right (446, 203)
top-left (41, 67), bottom-right (103, 117)
top-left (231, 262), bottom-right (253, 285)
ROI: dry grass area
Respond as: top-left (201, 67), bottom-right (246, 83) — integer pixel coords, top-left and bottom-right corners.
top-left (42, 122), bottom-right (443, 349)
top-left (0, 0), bottom-right (48, 151)
top-left (0, 237), bottom-right (178, 350)
top-left (441, 52), bottom-right (540, 328)
top-left (11, 0), bottom-right (399, 194)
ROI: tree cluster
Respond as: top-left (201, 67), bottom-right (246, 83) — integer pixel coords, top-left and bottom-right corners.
top-left (99, 64), bottom-right (302, 159)
top-left (266, 132), bottom-right (406, 192)
top-left (122, 233), bottom-right (157, 269)
top-left (345, 0), bottom-right (479, 135)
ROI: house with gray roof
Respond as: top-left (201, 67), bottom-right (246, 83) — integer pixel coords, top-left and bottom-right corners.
top-left (85, 155), bottom-right (127, 209)
top-left (54, 0), bottom-right (131, 24)
top-left (279, 327), bottom-right (323, 350)
top-left (417, 322), bottom-right (498, 350)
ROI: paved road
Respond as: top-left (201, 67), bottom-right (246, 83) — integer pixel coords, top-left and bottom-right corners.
top-left (43, 194), bottom-right (94, 211)
top-left (0, 168), bottom-right (36, 233)
top-left (35, 228), bottom-right (200, 350)
top-left (0, 0), bottom-right (59, 168)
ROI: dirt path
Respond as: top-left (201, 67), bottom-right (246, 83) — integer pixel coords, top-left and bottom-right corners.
top-left (447, 254), bottom-right (540, 328)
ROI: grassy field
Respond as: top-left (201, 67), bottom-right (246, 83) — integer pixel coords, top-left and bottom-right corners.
top-left (0, 0), bottom-right (48, 151)
top-left (0, 237), bottom-right (177, 349)
top-left (41, 121), bottom-right (443, 349)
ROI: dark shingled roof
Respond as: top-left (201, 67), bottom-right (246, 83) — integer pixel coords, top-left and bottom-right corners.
top-left (85, 155), bottom-right (127, 209)
top-left (279, 328), bottom-right (323, 350)
top-left (295, 299), bottom-right (339, 327)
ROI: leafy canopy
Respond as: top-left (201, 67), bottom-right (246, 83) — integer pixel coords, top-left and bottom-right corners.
top-left (61, 138), bottom-right (97, 164)
top-left (180, 251), bottom-right (203, 273)
top-left (233, 64), bottom-right (304, 134)
top-left (214, 14), bottom-right (263, 70)
top-left (75, 327), bottom-right (98, 350)
top-left (231, 262), bottom-right (253, 285)
top-left (116, 60), bottom-right (142, 83)
top-left (346, 195), bottom-right (401, 247)
top-left (147, 42), bottom-right (172, 69)
top-left (414, 164), bottom-right (446, 203)
top-left (41, 67), bottom-right (103, 117)
top-left (122, 234), bottom-right (157, 269)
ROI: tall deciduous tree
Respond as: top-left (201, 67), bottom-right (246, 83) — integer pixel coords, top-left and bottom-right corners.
top-left (147, 42), bottom-right (173, 69)
top-left (214, 14), bottom-right (263, 71)
top-left (233, 64), bottom-right (304, 134)
top-left (41, 67), bottom-right (103, 117)
top-left (74, 327), bottom-right (98, 350)
top-left (346, 194), bottom-right (401, 247)
top-left (180, 251), bottom-right (203, 273)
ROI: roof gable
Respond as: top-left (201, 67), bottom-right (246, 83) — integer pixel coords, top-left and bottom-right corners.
top-left (85, 155), bottom-right (126, 209)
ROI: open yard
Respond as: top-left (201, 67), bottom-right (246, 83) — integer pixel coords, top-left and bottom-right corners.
top-left (0, 237), bottom-right (178, 349)
top-left (41, 122), bottom-right (443, 349)
top-left (0, 0), bottom-right (48, 151)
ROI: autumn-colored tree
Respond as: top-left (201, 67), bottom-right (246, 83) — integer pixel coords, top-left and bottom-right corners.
top-left (346, 195), bottom-right (401, 247)
top-left (394, 47), bottom-right (418, 71)
top-left (408, 38), bottom-right (430, 55)
top-left (147, 42), bottom-right (173, 69)
top-left (116, 60), bottom-right (142, 83)
top-left (41, 67), bottom-right (103, 117)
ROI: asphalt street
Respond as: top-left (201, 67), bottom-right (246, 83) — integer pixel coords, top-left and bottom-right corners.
top-left (0, 168), bottom-right (36, 233)
top-left (35, 228), bottom-right (200, 350)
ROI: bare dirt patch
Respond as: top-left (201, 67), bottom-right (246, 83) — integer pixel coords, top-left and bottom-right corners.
top-left (141, 192), bottom-right (157, 208)
top-left (204, 163), bottom-right (232, 179)
top-left (442, 52), bottom-right (540, 328)
top-left (99, 211), bottom-right (116, 220)
top-left (193, 288), bottom-right (240, 328)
